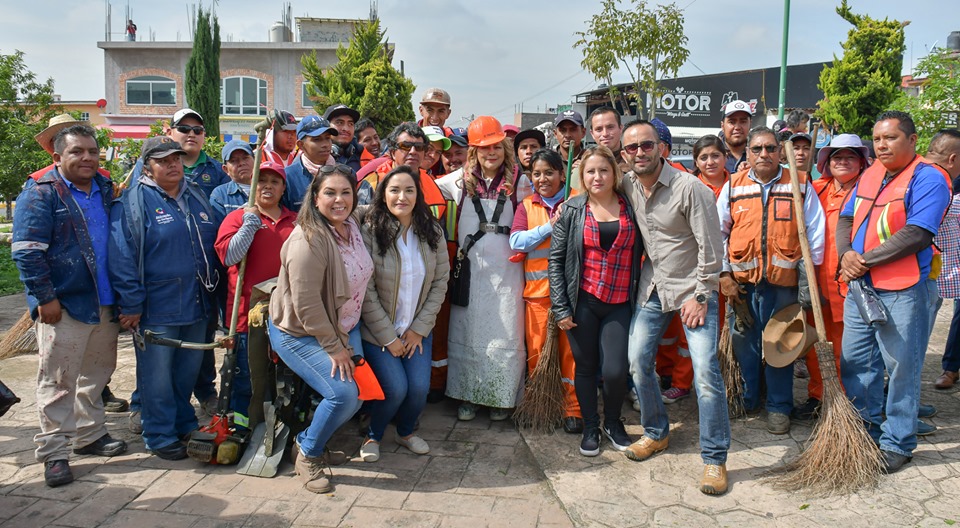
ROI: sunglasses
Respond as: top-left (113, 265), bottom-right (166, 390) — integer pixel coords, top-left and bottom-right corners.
top-left (318, 163), bottom-right (355, 175)
top-left (175, 125), bottom-right (205, 135)
top-left (623, 140), bottom-right (658, 155)
top-left (396, 141), bottom-right (428, 153)
top-left (749, 145), bottom-right (779, 155)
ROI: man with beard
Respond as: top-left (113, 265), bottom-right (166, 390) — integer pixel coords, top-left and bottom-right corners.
top-left (720, 100), bottom-right (752, 174)
top-left (442, 127), bottom-right (469, 174)
top-left (323, 104), bottom-right (363, 172)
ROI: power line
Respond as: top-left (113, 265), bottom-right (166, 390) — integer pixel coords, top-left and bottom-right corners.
top-left (487, 69), bottom-right (587, 118)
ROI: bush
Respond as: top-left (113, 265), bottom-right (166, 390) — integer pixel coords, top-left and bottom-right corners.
top-left (0, 245), bottom-right (24, 296)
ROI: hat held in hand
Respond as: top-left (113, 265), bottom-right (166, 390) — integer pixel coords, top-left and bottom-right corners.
top-left (762, 304), bottom-right (817, 368)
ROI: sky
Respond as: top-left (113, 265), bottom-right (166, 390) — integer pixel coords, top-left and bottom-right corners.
top-left (0, 0), bottom-right (955, 127)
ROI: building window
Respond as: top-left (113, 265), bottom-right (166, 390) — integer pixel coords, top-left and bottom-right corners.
top-left (302, 82), bottom-right (316, 108)
top-left (126, 75), bottom-right (176, 105)
top-left (79, 112), bottom-right (90, 121)
top-left (222, 76), bottom-right (267, 116)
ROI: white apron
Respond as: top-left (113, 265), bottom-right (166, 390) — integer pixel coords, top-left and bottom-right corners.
top-left (445, 192), bottom-right (526, 408)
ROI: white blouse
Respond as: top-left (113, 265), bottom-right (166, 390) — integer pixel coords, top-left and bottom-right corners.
top-left (393, 228), bottom-right (425, 337)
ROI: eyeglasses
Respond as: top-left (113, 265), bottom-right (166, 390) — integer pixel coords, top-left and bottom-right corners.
top-left (175, 125), bottom-right (205, 135)
top-left (318, 163), bottom-right (355, 175)
top-left (623, 141), bottom-right (658, 155)
top-left (396, 141), bottom-right (427, 153)
top-left (749, 145), bottom-right (779, 155)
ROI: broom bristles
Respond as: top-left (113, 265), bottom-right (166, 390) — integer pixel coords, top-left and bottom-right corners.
top-left (717, 320), bottom-right (745, 418)
top-left (0, 311), bottom-right (38, 360)
top-left (514, 313), bottom-right (565, 433)
top-left (770, 342), bottom-right (883, 495)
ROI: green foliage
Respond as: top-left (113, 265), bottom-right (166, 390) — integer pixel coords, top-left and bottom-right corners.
top-left (0, 50), bottom-right (62, 207)
top-left (574, 0), bottom-right (689, 119)
top-left (816, 0), bottom-right (906, 137)
top-left (0, 245), bottom-right (23, 296)
top-left (185, 6), bottom-right (221, 138)
top-left (893, 51), bottom-right (960, 153)
top-left (301, 19), bottom-right (415, 137)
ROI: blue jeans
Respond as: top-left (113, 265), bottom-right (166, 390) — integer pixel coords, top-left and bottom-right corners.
top-left (629, 291), bottom-right (730, 465)
top-left (841, 280), bottom-right (928, 457)
top-left (363, 334), bottom-right (433, 441)
top-left (730, 282), bottom-right (797, 414)
top-left (943, 299), bottom-right (960, 372)
top-left (926, 279), bottom-right (942, 339)
top-left (267, 319), bottom-right (362, 457)
top-left (229, 333), bottom-right (251, 428)
top-left (138, 321), bottom-right (207, 450)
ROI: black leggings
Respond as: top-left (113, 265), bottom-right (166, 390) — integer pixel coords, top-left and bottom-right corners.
top-left (566, 290), bottom-right (631, 429)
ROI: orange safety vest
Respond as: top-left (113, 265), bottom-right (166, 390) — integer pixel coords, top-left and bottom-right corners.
top-left (814, 176), bottom-right (856, 321)
top-left (521, 196), bottom-right (553, 299)
top-left (727, 168), bottom-right (808, 287)
top-left (363, 161), bottom-right (447, 221)
top-left (851, 155), bottom-right (941, 291)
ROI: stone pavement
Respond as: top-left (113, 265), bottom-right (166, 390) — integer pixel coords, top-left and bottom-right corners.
top-left (0, 290), bottom-right (958, 527)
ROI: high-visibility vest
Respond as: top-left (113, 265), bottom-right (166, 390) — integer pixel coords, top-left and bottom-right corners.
top-left (727, 168), bottom-right (808, 287)
top-left (851, 155), bottom-right (931, 290)
top-left (521, 196), bottom-right (553, 299)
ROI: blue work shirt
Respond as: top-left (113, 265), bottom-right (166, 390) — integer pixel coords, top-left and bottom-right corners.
top-left (60, 173), bottom-right (114, 306)
top-left (209, 181), bottom-right (249, 225)
top-left (841, 160), bottom-right (951, 282)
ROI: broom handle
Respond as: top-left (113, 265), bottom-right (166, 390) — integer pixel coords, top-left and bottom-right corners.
top-left (784, 140), bottom-right (828, 341)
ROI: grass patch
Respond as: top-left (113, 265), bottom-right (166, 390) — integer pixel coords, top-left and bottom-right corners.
top-left (0, 245), bottom-right (24, 296)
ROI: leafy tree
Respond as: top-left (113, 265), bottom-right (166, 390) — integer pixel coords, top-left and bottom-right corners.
top-left (302, 19), bottom-right (415, 137)
top-left (893, 50), bottom-right (960, 153)
top-left (185, 6), bottom-right (221, 138)
top-left (0, 50), bottom-right (61, 219)
top-left (816, 0), bottom-right (906, 137)
top-left (574, 0), bottom-right (689, 119)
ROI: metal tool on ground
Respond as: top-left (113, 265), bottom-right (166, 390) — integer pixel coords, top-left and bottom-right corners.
top-left (513, 142), bottom-right (577, 432)
top-left (771, 140), bottom-right (883, 495)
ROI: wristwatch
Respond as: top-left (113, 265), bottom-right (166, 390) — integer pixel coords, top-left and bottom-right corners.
top-left (695, 293), bottom-right (708, 304)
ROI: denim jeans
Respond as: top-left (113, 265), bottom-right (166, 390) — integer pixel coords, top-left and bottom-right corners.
top-left (267, 319), bottom-right (362, 457)
top-left (841, 280), bottom-right (928, 457)
top-left (926, 279), bottom-right (942, 339)
top-left (138, 321), bottom-right (207, 450)
top-left (943, 299), bottom-right (960, 372)
top-left (363, 333), bottom-right (433, 441)
top-left (730, 281), bottom-right (797, 414)
top-left (229, 333), bottom-right (251, 429)
top-left (629, 291), bottom-right (730, 465)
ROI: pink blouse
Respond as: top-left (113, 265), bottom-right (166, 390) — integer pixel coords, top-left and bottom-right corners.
top-left (334, 217), bottom-right (373, 333)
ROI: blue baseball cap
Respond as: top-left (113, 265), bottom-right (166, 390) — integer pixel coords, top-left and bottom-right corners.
top-left (296, 115), bottom-right (339, 141)
top-left (221, 139), bottom-right (253, 162)
top-left (447, 127), bottom-right (468, 147)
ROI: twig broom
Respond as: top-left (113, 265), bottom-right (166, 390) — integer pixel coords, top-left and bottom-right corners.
top-left (0, 310), bottom-right (38, 360)
top-left (717, 315), bottom-right (745, 418)
top-left (513, 312), bottom-right (565, 432)
top-left (770, 140), bottom-right (882, 495)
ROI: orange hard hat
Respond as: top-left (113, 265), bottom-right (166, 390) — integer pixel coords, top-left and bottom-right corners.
top-left (467, 116), bottom-right (506, 147)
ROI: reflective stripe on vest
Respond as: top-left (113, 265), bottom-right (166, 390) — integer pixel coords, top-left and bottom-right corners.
top-left (727, 168), bottom-right (807, 287)
top-left (522, 196), bottom-right (553, 298)
top-left (851, 156), bottom-right (925, 290)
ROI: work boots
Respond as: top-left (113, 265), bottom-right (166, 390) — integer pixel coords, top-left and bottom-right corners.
top-left (294, 443), bottom-right (333, 494)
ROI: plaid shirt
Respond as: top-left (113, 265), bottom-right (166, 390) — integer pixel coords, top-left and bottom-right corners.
top-left (581, 197), bottom-right (636, 304)
top-left (936, 194), bottom-right (960, 298)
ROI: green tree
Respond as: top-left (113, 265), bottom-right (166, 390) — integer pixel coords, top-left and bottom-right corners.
top-left (816, 0), bottom-right (906, 137)
top-left (185, 6), bottom-right (221, 138)
top-left (893, 50), bottom-right (960, 153)
top-left (574, 0), bottom-right (689, 119)
top-left (302, 19), bottom-right (415, 136)
top-left (0, 50), bottom-right (61, 219)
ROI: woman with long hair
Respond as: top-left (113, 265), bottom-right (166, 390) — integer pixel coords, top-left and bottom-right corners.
top-left (267, 164), bottom-right (373, 494)
top-left (435, 116), bottom-right (526, 422)
top-left (359, 165), bottom-right (449, 462)
top-left (548, 146), bottom-right (642, 457)
top-left (693, 135), bottom-right (729, 198)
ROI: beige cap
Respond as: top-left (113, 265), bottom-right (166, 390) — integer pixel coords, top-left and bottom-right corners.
top-left (420, 88), bottom-right (451, 106)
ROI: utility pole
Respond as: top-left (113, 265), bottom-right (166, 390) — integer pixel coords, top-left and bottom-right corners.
top-left (778, 0), bottom-right (791, 120)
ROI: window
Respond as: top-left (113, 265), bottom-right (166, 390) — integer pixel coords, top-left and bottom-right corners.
top-left (221, 76), bottom-right (267, 116)
top-left (126, 75), bottom-right (176, 106)
top-left (79, 112), bottom-right (90, 121)
top-left (302, 82), bottom-right (312, 108)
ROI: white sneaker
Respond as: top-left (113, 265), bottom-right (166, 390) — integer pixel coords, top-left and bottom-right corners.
top-left (360, 440), bottom-right (380, 462)
top-left (397, 435), bottom-right (430, 455)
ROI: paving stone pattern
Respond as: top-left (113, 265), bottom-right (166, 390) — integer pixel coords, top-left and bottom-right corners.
top-left (0, 292), bottom-right (958, 527)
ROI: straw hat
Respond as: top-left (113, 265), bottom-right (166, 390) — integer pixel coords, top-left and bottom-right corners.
top-left (35, 114), bottom-right (87, 155)
top-left (762, 304), bottom-right (817, 368)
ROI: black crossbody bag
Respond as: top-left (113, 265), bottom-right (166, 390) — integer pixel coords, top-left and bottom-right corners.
top-left (449, 191), bottom-right (509, 307)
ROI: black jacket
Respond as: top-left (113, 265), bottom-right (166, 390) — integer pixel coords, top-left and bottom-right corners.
top-left (548, 192), bottom-right (644, 321)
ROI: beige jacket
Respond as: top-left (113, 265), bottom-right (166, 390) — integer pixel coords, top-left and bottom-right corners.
top-left (360, 222), bottom-right (450, 346)
top-left (269, 224), bottom-right (352, 356)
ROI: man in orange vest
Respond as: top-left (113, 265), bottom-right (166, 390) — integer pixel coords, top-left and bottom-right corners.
top-left (717, 126), bottom-right (825, 435)
top-left (837, 111), bottom-right (951, 474)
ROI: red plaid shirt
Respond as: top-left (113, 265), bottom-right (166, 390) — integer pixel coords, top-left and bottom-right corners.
top-left (581, 197), bottom-right (636, 304)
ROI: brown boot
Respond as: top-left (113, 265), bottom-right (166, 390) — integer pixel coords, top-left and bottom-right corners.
top-left (934, 370), bottom-right (959, 390)
top-left (624, 435), bottom-right (669, 461)
top-left (293, 445), bottom-right (333, 494)
top-left (700, 464), bottom-right (728, 495)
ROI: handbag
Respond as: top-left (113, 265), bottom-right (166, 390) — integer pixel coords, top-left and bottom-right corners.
top-left (448, 191), bottom-right (509, 307)
top-left (351, 356), bottom-right (384, 401)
